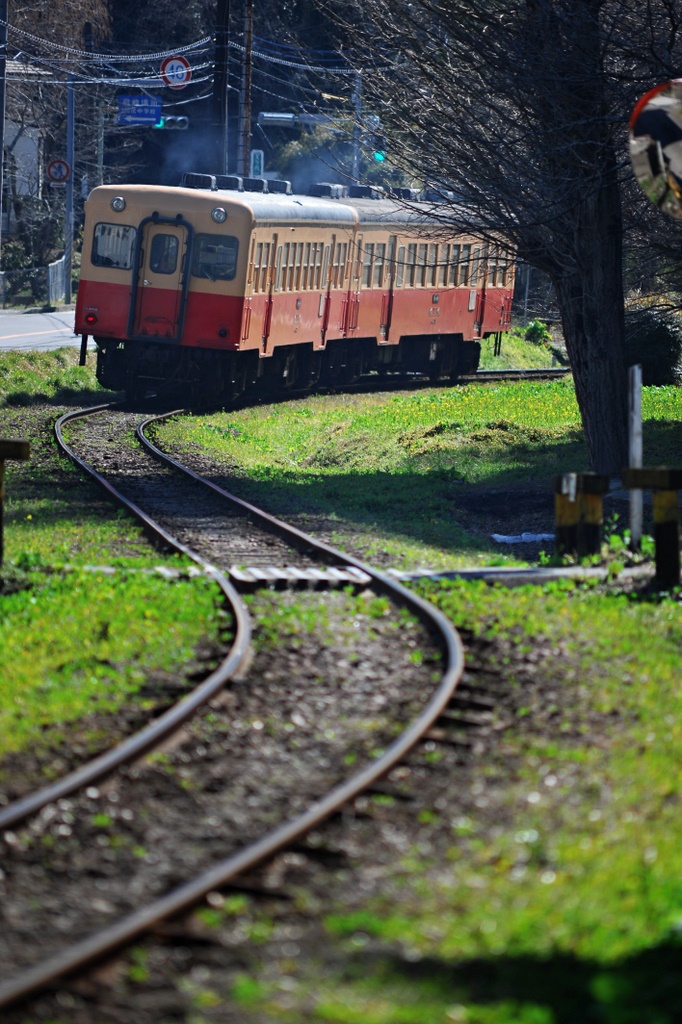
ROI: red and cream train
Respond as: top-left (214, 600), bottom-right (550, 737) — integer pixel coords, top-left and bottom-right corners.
top-left (75, 174), bottom-right (515, 402)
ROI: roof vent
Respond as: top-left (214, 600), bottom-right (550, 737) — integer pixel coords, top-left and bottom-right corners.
top-left (181, 172), bottom-right (217, 190)
top-left (267, 179), bottom-right (293, 194)
top-left (348, 184), bottom-right (384, 199)
top-left (242, 177), bottom-right (268, 193)
top-left (390, 187), bottom-right (421, 201)
top-left (422, 188), bottom-right (456, 204)
top-left (308, 182), bottom-right (347, 198)
top-left (215, 174), bottom-right (244, 191)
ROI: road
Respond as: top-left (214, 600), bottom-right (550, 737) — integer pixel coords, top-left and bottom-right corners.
top-left (0, 309), bottom-right (89, 351)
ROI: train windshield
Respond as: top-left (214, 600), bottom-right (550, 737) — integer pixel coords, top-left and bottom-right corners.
top-left (192, 234), bottom-right (239, 281)
top-left (91, 223), bottom-right (136, 269)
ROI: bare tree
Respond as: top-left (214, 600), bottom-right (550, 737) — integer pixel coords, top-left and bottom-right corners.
top-left (333, 0), bottom-right (682, 473)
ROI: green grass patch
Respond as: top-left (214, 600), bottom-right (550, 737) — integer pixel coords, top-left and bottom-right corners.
top-left (0, 350), bottom-right (226, 772)
top-left (0, 346), bottom-right (107, 406)
top-left (0, 567), bottom-right (225, 760)
top-left (155, 380), bottom-right (682, 569)
top-left (226, 578), bottom-right (682, 1023)
top-left (479, 324), bottom-right (563, 370)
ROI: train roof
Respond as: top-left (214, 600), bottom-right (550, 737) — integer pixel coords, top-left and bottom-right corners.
top-left (89, 182), bottom-right (473, 232)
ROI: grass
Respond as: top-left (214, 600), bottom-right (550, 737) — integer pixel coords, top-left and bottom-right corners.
top-left (0, 350), bottom-right (227, 769)
top-left (213, 578), bottom-right (682, 1024)
top-left (0, 567), bottom-right (225, 761)
top-left (478, 325), bottom-right (564, 370)
top-left (155, 379), bottom-right (682, 569)
top-left (4, 349), bottom-right (682, 1021)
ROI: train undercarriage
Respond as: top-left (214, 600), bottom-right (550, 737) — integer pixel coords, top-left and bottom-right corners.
top-left (94, 334), bottom-right (482, 405)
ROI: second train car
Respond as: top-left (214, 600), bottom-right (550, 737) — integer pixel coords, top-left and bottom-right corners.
top-left (75, 175), bottom-right (515, 402)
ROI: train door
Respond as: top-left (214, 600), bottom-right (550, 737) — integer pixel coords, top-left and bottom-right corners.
top-left (380, 234), bottom-right (397, 341)
top-left (261, 233), bottom-right (278, 354)
top-left (471, 244), bottom-right (488, 338)
top-left (342, 234), bottom-right (362, 336)
top-left (128, 215), bottom-right (193, 342)
top-left (319, 235), bottom-right (334, 347)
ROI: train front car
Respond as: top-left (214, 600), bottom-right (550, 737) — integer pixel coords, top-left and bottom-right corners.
top-left (76, 182), bottom-right (256, 403)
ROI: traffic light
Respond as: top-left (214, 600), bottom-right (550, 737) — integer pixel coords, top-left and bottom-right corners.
top-left (372, 135), bottom-right (387, 161)
top-left (153, 115), bottom-right (189, 130)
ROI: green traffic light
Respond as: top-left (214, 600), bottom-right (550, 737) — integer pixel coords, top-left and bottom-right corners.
top-left (373, 151), bottom-right (386, 162)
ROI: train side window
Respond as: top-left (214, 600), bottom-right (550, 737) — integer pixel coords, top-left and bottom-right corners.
top-left (260, 242), bottom-right (270, 291)
top-left (385, 238), bottom-right (395, 286)
top-left (396, 245), bottom-right (406, 287)
top-left (362, 243), bottom-right (374, 287)
top-left (286, 243), bottom-right (296, 290)
top-left (354, 238), bottom-right (363, 281)
top-left (440, 244), bottom-right (449, 287)
top-left (417, 244), bottom-right (428, 287)
top-left (315, 243), bottom-right (324, 288)
top-left (373, 242), bottom-right (385, 287)
top-left (406, 243), bottom-right (416, 286)
top-left (337, 242), bottom-right (348, 287)
top-left (294, 242), bottom-right (303, 290)
top-left (192, 234), bottom-right (239, 281)
top-left (92, 223), bottom-right (136, 270)
top-left (252, 242), bottom-right (262, 291)
top-left (428, 244), bottom-right (438, 287)
top-left (321, 245), bottom-right (330, 287)
top-left (274, 245), bottom-right (283, 290)
top-left (448, 244), bottom-right (460, 286)
top-left (470, 246), bottom-right (481, 286)
top-left (280, 244), bottom-right (290, 289)
top-left (460, 244), bottom-right (471, 286)
top-left (149, 233), bottom-right (179, 275)
top-left (302, 242), bottom-right (311, 289)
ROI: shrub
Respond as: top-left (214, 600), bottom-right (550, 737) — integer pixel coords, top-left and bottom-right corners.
top-left (624, 305), bottom-right (682, 385)
top-left (524, 319), bottom-right (552, 346)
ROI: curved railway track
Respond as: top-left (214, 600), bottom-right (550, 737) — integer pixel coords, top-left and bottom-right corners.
top-left (0, 402), bottom-right (471, 1013)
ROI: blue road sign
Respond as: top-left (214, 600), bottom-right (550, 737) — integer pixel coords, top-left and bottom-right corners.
top-left (117, 95), bottom-right (163, 126)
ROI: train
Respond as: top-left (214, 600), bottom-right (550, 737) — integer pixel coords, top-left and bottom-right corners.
top-left (75, 173), bottom-right (515, 403)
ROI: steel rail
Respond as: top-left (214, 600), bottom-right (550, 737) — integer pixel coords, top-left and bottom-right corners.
top-left (137, 410), bottom-right (461, 635)
top-left (0, 405), bottom-right (252, 831)
top-left (0, 410), bottom-right (466, 1012)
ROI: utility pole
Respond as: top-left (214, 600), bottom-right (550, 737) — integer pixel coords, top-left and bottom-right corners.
top-left (0, 0), bottom-right (8, 267)
top-left (64, 75), bottom-right (74, 304)
top-left (352, 72), bottom-right (362, 181)
top-left (237, 0), bottom-right (253, 177)
top-left (212, 0), bottom-right (230, 174)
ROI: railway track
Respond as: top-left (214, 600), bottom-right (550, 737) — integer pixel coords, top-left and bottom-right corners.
top-left (0, 402), bottom-right (479, 1014)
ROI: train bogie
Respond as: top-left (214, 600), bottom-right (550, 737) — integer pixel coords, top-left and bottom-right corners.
top-left (75, 178), bottom-right (514, 402)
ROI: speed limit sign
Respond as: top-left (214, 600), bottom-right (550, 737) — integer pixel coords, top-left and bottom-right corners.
top-left (160, 55), bottom-right (192, 90)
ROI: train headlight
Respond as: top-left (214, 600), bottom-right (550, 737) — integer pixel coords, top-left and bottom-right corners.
top-left (211, 207), bottom-right (227, 223)
top-left (110, 196), bottom-right (126, 212)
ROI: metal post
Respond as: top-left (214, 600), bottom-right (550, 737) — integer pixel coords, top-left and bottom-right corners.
top-left (0, 0), bottom-right (8, 267)
top-left (523, 264), bottom-right (531, 326)
top-left (352, 72), bottom-right (362, 181)
top-left (238, 0), bottom-right (253, 177)
top-left (212, 0), bottom-right (230, 174)
top-left (629, 363), bottom-right (643, 551)
top-left (64, 75), bottom-right (75, 305)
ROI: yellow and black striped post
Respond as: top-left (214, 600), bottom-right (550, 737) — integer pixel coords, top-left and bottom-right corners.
top-left (0, 440), bottom-right (30, 567)
top-left (622, 468), bottom-right (682, 587)
top-left (553, 473), bottom-right (610, 558)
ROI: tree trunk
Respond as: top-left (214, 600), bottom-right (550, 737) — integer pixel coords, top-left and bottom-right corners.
top-left (553, 179), bottom-right (629, 475)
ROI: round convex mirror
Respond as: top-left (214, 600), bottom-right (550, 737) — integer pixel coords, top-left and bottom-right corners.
top-left (630, 79), bottom-right (682, 219)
